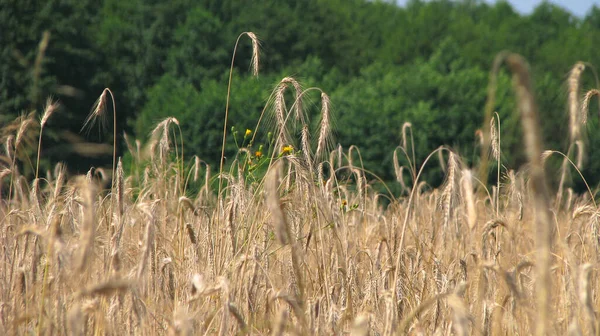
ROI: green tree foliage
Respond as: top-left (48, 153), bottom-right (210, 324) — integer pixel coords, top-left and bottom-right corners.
top-left (3, 0), bottom-right (600, 192)
top-left (332, 40), bottom-right (519, 184)
top-left (0, 0), bottom-right (108, 173)
top-left (134, 72), bottom-right (270, 165)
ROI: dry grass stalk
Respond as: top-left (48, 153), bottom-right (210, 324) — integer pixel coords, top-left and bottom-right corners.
top-left (179, 196), bottom-right (195, 213)
top-left (150, 117), bottom-right (179, 166)
top-left (203, 164), bottom-right (211, 198)
top-left (218, 32), bottom-right (261, 206)
top-left (219, 278), bottom-right (230, 336)
top-left (110, 159), bottom-right (125, 271)
top-left (578, 263), bottom-right (595, 334)
top-left (556, 146), bottom-right (573, 208)
top-left (461, 169), bottom-right (477, 229)
top-left (75, 176), bottom-right (97, 272)
top-left (123, 132), bottom-right (137, 161)
top-left (569, 321), bottom-right (583, 336)
top-left (5, 135), bottom-right (14, 162)
top-left (480, 53), bottom-right (509, 184)
top-left (315, 92), bottom-right (332, 160)
top-left (265, 161), bottom-right (290, 245)
top-left (401, 122), bottom-right (412, 150)
top-left (265, 160), bottom-right (305, 305)
top-left (581, 88), bottom-right (600, 124)
top-left (301, 123), bottom-right (312, 168)
top-left (491, 112), bottom-right (502, 215)
top-left (441, 152), bottom-right (458, 230)
top-left (246, 32), bottom-right (260, 76)
top-left (227, 303), bottom-right (247, 334)
top-left (40, 96), bottom-right (59, 128)
top-left (575, 140), bottom-right (584, 169)
top-left (226, 201), bottom-right (237, 255)
top-left (82, 89), bottom-right (109, 134)
top-left (274, 80), bottom-right (292, 151)
top-left (15, 112), bottom-right (35, 151)
top-left (393, 149), bottom-right (402, 183)
top-left (185, 223), bottom-right (197, 246)
top-left (0, 167), bottom-right (11, 181)
top-left (280, 77), bottom-right (304, 122)
top-left (36, 97), bottom-right (59, 179)
top-left (435, 151), bottom-right (446, 179)
top-left (53, 162), bottom-right (65, 201)
top-left (490, 117), bottom-right (500, 161)
top-left (193, 156), bottom-right (201, 182)
top-left (568, 62), bottom-right (585, 143)
top-left (271, 309), bottom-right (288, 336)
top-left (448, 282), bottom-right (470, 336)
top-left (504, 53), bottom-right (553, 336)
top-left (402, 122), bottom-right (417, 180)
top-left (115, 158), bottom-right (124, 218)
top-left (350, 313), bottom-right (370, 336)
top-left (136, 202), bottom-right (156, 282)
top-left (67, 303), bottom-right (84, 336)
top-left (78, 278), bottom-right (132, 297)
top-left (30, 178), bottom-right (41, 215)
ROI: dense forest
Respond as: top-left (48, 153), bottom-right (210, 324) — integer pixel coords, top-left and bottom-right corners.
top-left (3, 0), bottom-right (600, 192)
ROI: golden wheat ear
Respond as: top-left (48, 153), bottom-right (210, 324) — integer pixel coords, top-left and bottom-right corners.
top-left (81, 88), bottom-right (110, 135)
top-left (315, 92), bottom-right (332, 160)
top-left (568, 62), bottom-right (586, 143)
top-left (36, 97), bottom-right (60, 179)
top-left (246, 32), bottom-right (261, 76)
top-left (582, 89), bottom-right (600, 124)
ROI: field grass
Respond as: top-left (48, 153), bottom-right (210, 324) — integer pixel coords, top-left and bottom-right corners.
top-left (1, 40), bottom-right (599, 335)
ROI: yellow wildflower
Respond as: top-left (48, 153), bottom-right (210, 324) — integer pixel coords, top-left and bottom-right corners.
top-left (255, 150), bottom-right (262, 159)
top-left (281, 145), bottom-right (294, 155)
top-left (245, 129), bottom-right (252, 137)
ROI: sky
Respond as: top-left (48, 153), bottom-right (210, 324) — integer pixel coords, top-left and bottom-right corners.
top-left (395, 0), bottom-right (600, 17)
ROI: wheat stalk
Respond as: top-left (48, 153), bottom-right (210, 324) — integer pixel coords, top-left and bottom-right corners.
top-left (461, 169), bottom-right (477, 229)
top-left (581, 89), bottom-right (600, 125)
top-left (504, 53), bottom-right (553, 336)
top-left (75, 176), bottom-right (97, 272)
top-left (36, 97), bottom-right (59, 180)
top-left (136, 202), bottom-right (156, 284)
top-left (441, 152), bottom-right (458, 231)
top-left (218, 32), bottom-right (260, 208)
top-left (316, 92), bottom-right (332, 160)
top-left (265, 160), bottom-right (305, 307)
top-left (109, 158), bottom-right (125, 272)
top-left (568, 62), bottom-right (585, 143)
top-left (490, 112), bottom-right (501, 215)
top-left (578, 263), bottom-right (595, 335)
top-left (266, 161), bottom-right (289, 245)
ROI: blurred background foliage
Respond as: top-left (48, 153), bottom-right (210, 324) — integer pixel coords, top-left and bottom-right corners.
top-left (2, 0), bottom-right (600, 191)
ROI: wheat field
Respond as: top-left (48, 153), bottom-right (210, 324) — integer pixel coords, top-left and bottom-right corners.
top-left (0, 39), bottom-right (599, 335)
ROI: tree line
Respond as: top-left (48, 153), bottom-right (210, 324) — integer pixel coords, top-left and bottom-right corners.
top-left (2, 0), bottom-right (600, 192)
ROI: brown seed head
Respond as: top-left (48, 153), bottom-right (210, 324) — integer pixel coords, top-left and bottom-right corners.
top-left (245, 32), bottom-right (260, 77)
top-left (82, 88), bottom-right (110, 134)
top-left (581, 89), bottom-right (600, 125)
top-left (568, 62), bottom-right (585, 143)
top-left (316, 92), bottom-right (332, 160)
top-left (41, 96), bottom-right (59, 128)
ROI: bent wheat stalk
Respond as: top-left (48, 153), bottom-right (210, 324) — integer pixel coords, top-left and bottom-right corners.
top-left (218, 32), bottom-right (260, 204)
top-left (498, 52), bottom-right (553, 336)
